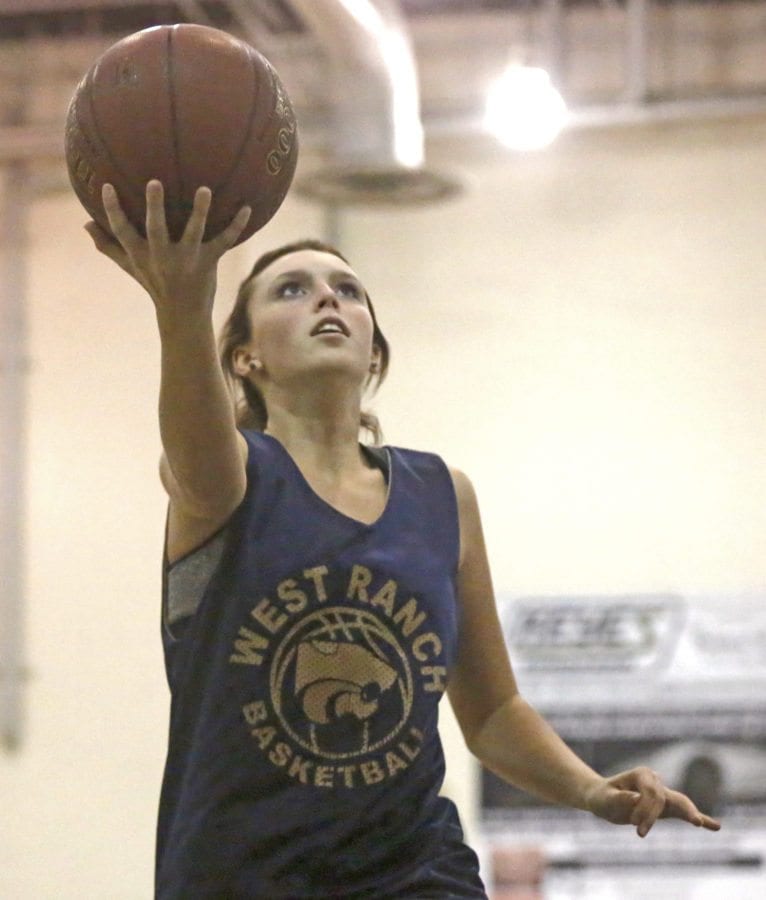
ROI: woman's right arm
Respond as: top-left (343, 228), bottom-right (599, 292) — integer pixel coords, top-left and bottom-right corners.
top-left (86, 180), bottom-right (252, 560)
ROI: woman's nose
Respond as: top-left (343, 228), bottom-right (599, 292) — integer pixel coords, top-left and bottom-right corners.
top-left (315, 286), bottom-right (340, 310)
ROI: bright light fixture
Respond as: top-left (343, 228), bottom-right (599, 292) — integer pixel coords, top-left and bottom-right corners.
top-left (484, 65), bottom-right (568, 151)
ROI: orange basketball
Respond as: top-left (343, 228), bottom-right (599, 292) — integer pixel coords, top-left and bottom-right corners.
top-left (65, 24), bottom-right (298, 244)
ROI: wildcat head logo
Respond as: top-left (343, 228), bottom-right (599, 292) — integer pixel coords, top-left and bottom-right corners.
top-left (271, 607), bottom-right (413, 760)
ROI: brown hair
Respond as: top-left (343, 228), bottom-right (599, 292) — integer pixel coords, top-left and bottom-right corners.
top-left (219, 238), bottom-right (391, 443)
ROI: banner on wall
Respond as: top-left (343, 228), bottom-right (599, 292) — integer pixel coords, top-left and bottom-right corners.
top-left (481, 592), bottom-right (766, 895)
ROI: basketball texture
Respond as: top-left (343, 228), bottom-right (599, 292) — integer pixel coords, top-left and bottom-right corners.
top-left (65, 24), bottom-right (298, 244)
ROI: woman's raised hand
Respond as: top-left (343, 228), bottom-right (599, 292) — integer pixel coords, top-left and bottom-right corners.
top-left (84, 179), bottom-right (251, 328)
top-left (584, 766), bottom-right (722, 838)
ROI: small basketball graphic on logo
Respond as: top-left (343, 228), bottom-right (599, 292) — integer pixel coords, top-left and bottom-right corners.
top-left (271, 607), bottom-right (413, 759)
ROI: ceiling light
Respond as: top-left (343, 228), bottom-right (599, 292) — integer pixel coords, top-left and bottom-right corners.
top-left (484, 65), bottom-right (568, 152)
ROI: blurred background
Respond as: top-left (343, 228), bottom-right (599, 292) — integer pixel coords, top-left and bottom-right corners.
top-left (1, 1), bottom-right (765, 897)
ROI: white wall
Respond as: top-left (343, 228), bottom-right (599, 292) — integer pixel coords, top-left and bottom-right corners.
top-left (1, 114), bottom-right (765, 897)
top-left (361, 118), bottom-right (766, 597)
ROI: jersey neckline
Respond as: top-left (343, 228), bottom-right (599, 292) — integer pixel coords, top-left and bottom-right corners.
top-left (259, 431), bottom-right (393, 529)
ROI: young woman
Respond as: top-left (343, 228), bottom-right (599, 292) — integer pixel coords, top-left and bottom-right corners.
top-left (86, 181), bottom-right (720, 899)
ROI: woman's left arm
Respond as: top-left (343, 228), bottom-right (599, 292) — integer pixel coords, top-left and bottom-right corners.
top-left (446, 467), bottom-right (721, 838)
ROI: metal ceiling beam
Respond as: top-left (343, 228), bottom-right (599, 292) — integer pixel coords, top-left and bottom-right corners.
top-left (0, 1), bottom-right (154, 10)
top-left (5, 91), bottom-right (766, 168)
top-left (425, 92), bottom-right (766, 138)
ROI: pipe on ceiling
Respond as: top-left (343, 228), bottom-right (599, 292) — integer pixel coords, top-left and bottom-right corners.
top-left (289, 0), bottom-right (423, 171)
top-left (288, 0), bottom-right (459, 205)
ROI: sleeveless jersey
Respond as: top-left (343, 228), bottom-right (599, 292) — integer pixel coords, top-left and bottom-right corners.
top-left (156, 431), bottom-right (487, 899)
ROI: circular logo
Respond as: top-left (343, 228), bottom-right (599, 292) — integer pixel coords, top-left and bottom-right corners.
top-left (270, 607), bottom-right (413, 760)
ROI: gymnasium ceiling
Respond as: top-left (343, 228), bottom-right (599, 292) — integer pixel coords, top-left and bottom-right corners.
top-left (1, 1), bottom-right (766, 173)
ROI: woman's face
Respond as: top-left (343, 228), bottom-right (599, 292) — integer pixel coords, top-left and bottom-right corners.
top-left (243, 249), bottom-right (378, 386)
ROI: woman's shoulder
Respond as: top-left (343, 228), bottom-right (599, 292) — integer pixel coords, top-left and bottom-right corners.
top-left (384, 444), bottom-right (470, 479)
top-left (383, 442), bottom-right (446, 466)
top-left (384, 444), bottom-right (476, 501)
top-left (238, 427), bottom-right (270, 450)
top-left (237, 428), bottom-right (287, 467)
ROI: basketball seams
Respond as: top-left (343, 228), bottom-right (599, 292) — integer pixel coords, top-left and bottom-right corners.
top-left (301, 614), bottom-right (388, 662)
top-left (166, 26), bottom-right (186, 236)
top-left (253, 52), bottom-right (275, 143)
top-left (81, 62), bottom-right (147, 226)
top-left (211, 44), bottom-right (263, 194)
top-left (201, 44), bottom-right (266, 236)
top-left (210, 49), bottom-right (297, 240)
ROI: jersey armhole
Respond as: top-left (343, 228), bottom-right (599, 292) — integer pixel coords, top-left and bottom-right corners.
top-left (162, 522), bottom-right (229, 641)
top-left (161, 431), bottom-right (266, 641)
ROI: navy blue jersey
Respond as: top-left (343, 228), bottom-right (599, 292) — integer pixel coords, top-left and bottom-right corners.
top-left (156, 431), bottom-right (487, 899)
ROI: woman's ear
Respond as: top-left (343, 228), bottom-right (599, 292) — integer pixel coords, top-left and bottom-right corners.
top-left (232, 347), bottom-right (262, 377)
top-left (369, 345), bottom-right (382, 375)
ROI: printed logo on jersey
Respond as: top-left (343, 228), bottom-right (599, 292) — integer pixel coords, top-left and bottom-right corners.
top-left (230, 563), bottom-right (448, 789)
top-left (271, 606), bottom-right (413, 758)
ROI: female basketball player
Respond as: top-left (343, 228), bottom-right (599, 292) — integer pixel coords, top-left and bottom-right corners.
top-left (86, 181), bottom-right (720, 899)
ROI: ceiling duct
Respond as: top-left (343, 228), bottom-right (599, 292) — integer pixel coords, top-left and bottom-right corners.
top-left (288, 0), bottom-right (460, 205)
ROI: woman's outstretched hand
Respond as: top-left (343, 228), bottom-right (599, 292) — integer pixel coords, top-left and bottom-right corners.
top-left (584, 766), bottom-right (722, 837)
top-left (84, 180), bottom-right (251, 328)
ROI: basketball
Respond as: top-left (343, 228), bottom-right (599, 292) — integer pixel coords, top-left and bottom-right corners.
top-left (64, 23), bottom-right (298, 244)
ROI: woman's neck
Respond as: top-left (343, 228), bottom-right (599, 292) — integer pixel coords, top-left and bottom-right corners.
top-left (264, 389), bottom-right (367, 477)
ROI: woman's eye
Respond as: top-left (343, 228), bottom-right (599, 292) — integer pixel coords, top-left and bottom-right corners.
top-left (278, 281), bottom-right (305, 298)
top-left (336, 282), bottom-right (362, 299)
